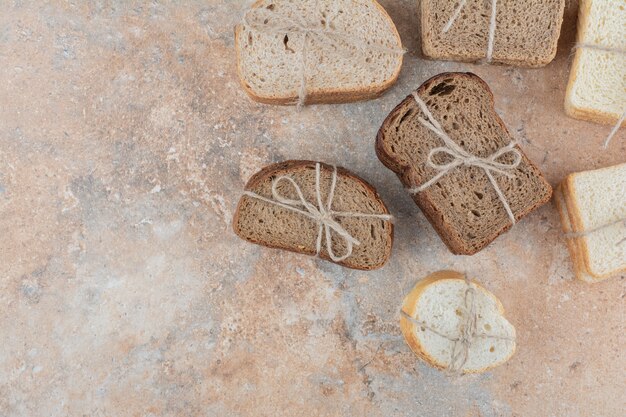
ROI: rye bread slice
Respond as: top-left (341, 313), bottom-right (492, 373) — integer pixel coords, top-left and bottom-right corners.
top-left (233, 160), bottom-right (394, 270)
top-left (235, 0), bottom-right (404, 105)
top-left (420, 0), bottom-right (565, 67)
top-left (376, 72), bottom-right (552, 255)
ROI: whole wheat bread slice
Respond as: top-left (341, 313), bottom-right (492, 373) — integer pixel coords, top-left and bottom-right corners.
top-left (565, 0), bottom-right (626, 126)
top-left (554, 163), bottom-right (626, 283)
top-left (235, 0), bottom-right (403, 105)
top-left (233, 160), bottom-right (394, 270)
top-left (400, 270), bottom-right (516, 374)
top-left (420, 0), bottom-right (565, 67)
top-left (376, 72), bottom-right (552, 255)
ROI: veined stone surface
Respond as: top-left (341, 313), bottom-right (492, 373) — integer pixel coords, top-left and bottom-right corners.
top-left (0, 1), bottom-right (624, 416)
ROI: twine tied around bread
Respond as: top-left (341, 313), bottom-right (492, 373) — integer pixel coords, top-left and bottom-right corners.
top-left (573, 43), bottom-right (626, 148)
top-left (243, 163), bottom-right (393, 262)
top-left (443, 0), bottom-right (498, 63)
top-left (565, 218), bottom-right (626, 247)
top-left (401, 276), bottom-right (514, 375)
top-left (408, 92), bottom-right (522, 225)
top-left (240, 3), bottom-right (406, 108)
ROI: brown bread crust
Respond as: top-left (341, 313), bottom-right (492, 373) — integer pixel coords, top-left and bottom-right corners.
top-left (232, 160), bottom-right (394, 270)
top-left (376, 72), bottom-right (553, 255)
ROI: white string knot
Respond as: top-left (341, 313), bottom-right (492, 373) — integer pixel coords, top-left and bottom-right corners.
top-left (243, 163), bottom-right (393, 263)
top-left (443, 0), bottom-right (498, 63)
top-left (241, 3), bottom-right (406, 108)
top-left (409, 92), bottom-right (522, 225)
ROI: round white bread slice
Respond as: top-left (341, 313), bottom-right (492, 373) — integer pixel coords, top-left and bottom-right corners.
top-left (235, 0), bottom-right (404, 105)
top-left (400, 271), bottom-right (516, 374)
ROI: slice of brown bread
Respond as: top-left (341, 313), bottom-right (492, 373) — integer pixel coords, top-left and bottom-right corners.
top-left (376, 72), bottom-right (552, 255)
top-left (233, 160), bottom-right (394, 270)
top-left (420, 0), bottom-right (565, 67)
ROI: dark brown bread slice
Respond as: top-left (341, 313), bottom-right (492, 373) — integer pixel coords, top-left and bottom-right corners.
top-left (233, 160), bottom-right (394, 270)
top-left (376, 72), bottom-right (552, 255)
top-left (420, 0), bottom-right (565, 67)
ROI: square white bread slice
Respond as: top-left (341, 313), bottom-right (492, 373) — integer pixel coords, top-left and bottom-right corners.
top-left (235, 0), bottom-right (403, 105)
top-left (564, 0), bottom-right (626, 125)
top-left (400, 271), bottom-right (516, 374)
top-left (555, 163), bottom-right (626, 282)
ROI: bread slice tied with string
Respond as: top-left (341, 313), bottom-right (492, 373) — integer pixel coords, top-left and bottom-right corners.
top-left (400, 270), bottom-right (516, 374)
top-left (419, 0), bottom-right (565, 67)
top-left (233, 161), bottom-right (394, 270)
top-left (235, 0), bottom-right (404, 106)
top-left (565, 0), bottom-right (626, 147)
top-left (376, 72), bottom-right (552, 255)
top-left (554, 163), bottom-right (626, 283)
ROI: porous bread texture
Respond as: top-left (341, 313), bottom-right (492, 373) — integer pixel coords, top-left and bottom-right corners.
top-left (420, 0), bottom-right (565, 67)
top-left (400, 270), bottom-right (516, 374)
top-left (554, 163), bottom-right (626, 282)
top-left (235, 0), bottom-right (403, 105)
top-left (376, 72), bottom-right (553, 255)
top-left (565, 0), bottom-right (626, 126)
top-left (232, 160), bottom-right (394, 270)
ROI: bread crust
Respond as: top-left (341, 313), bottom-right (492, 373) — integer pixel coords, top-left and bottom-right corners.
top-left (400, 270), bottom-right (515, 374)
top-left (232, 160), bottom-right (394, 270)
top-left (419, 0), bottom-right (564, 68)
top-left (234, 0), bottom-right (404, 105)
top-left (564, 0), bottom-right (625, 126)
top-left (376, 72), bottom-right (553, 255)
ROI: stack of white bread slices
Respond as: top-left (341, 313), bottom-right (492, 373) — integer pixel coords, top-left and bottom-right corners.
top-left (554, 163), bottom-right (626, 283)
top-left (565, 0), bottom-right (626, 128)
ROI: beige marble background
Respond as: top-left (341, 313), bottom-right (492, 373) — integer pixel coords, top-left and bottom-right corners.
top-left (0, 1), bottom-right (624, 416)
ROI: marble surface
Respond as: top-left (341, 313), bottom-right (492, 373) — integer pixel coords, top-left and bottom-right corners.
top-left (1, 1), bottom-right (624, 416)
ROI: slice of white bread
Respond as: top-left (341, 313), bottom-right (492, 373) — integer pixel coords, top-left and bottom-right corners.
top-left (400, 271), bottom-right (516, 374)
top-left (554, 163), bottom-right (626, 283)
top-left (419, 0), bottom-right (565, 67)
top-left (235, 0), bottom-right (403, 105)
top-left (565, 0), bottom-right (626, 126)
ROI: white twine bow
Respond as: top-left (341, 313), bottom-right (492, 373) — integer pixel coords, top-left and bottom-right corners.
top-left (244, 163), bottom-right (393, 262)
top-left (401, 276), bottom-right (514, 374)
top-left (443, 0), bottom-right (498, 63)
top-left (409, 92), bottom-right (522, 225)
top-left (573, 44), bottom-right (626, 148)
top-left (241, 2), bottom-right (405, 108)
